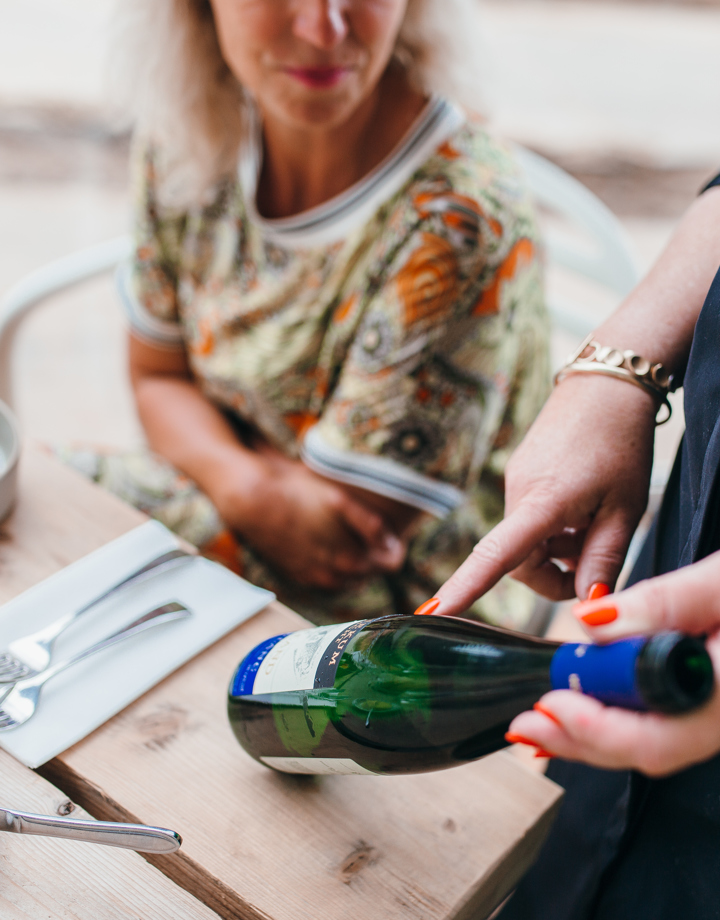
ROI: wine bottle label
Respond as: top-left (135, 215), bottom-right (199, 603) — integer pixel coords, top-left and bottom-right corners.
top-left (234, 619), bottom-right (369, 696)
top-left (260, 756), bottom-right (378, 775)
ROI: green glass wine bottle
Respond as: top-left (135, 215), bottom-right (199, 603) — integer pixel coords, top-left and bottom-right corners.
top-left (227, 615), bottom-right (713, 776)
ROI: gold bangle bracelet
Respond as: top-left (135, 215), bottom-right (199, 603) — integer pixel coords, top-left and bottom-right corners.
top-left (554, 334), bottom-right (673, 425)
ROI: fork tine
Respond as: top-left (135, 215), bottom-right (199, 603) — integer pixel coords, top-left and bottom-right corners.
top-left (0, 652), bottom-right (32, 674)
top-left (0, 660), bottom-right (26, 671)
top-left (0, 665), bottom-right (31, 681)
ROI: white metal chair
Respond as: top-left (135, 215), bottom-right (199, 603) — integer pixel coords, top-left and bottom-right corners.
top-left (0, 147), bottom-right (638, 410)
top-left (513, 144), bottom-right (639, 338)
top-left (0, 236), bottom-right (132, 409)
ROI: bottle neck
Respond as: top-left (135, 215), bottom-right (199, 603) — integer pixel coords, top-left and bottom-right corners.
top-left (353, 615), bottom-right (559, 693)
top-left (550, 632), bottom-right (714, 713)
top-left (550, 637), bottom-right (647, 708)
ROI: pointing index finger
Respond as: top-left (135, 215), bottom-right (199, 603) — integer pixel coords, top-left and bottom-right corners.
top-left (435, 500), bottom-right (564, 614)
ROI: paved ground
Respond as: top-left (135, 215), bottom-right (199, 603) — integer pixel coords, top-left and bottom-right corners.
top-left (0, 106), bottom-right (134, 446)
top-left (482, 0), bottom-right (720, 165)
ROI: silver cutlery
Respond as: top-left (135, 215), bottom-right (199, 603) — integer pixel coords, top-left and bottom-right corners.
top-left (0, 806), bottom-right (181, 853)
top-left (0, 548), bottom-right (194, 682)
top-left (0, 601), bottom-right (192, 730)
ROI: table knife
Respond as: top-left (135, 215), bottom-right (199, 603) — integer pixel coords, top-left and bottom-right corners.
top-left (0, 806), bottom-right (181, 853)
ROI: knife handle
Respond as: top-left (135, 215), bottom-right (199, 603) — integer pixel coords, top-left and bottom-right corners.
top-left (2, 808), bottom-right (181, 853)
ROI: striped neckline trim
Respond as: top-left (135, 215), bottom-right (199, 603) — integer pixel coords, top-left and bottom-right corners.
top-left (240, 97), bottom-right (465, 248)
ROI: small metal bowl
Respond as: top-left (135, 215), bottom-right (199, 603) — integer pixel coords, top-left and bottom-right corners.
top-left (0, 399), bottom-right (20, 523)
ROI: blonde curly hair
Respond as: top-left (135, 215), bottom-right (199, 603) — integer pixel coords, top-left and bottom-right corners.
top-left (113, 0), bottom-right (487, 206)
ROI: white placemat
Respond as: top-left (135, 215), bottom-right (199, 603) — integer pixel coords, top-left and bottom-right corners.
top-left (0, 520), bottom-right (275, 767)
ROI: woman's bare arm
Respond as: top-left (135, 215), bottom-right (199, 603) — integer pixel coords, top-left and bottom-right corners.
top-left (129, 335), bottom-right (261, 486)
top-left (435, 186), bottom-right (720, 611)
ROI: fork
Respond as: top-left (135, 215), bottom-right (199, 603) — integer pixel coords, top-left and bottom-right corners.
top-left (0, 548), bottom-right (194, 683)
top-left (0, 601), bottom-right (192, 731)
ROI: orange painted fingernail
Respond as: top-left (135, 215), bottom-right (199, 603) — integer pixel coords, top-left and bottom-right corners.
top-left (533, 702), bottom-right (562, 727)
top-left (587, 582), bottom-right (611, 600)
top-left (414, 598), bottom-right (440, 616)
top-left (534, 749), bottom-right (556, 759)
top-left (505, 732), bottom-right (539, 747)
top-left (577, 605), bottom-right (618, 626)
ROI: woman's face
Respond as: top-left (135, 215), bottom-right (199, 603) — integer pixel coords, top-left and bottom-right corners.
top-left (208, 0), bottom-right (410, 131)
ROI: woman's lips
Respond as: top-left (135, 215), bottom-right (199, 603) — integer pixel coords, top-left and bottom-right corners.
top-left (283, 66), bottom-right (351, 89)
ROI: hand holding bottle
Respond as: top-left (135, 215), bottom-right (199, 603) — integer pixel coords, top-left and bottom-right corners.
top-left (507, 553), bottom-right (720, 777)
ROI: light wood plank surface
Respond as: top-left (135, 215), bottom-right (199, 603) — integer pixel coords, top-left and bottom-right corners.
top-left (3, 447), bottom-right (563, 920)
top-left (0, 747), bottom-right (220, 919)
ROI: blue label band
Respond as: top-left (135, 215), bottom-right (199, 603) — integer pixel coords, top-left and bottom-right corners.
top-left (230, 634), bottom-right (289, 698)
top-left (550, 637), bottom-right (648, 710)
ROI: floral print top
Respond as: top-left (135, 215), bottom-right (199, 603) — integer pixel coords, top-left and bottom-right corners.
top-left (120, 98), bottom-right (550, 628)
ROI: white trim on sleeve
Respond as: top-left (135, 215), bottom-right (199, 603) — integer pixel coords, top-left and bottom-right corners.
top-left (302, 425), bottom-right (464, 519)
top-left (116, 261), bottom-right (185, 347)
top-left (240, 97), bottom-right (465, 250)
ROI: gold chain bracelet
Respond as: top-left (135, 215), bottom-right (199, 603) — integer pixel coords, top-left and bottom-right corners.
top-left (554, 333), bottom-right (674, 425)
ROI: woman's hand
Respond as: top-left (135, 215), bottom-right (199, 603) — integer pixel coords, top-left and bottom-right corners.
top-left (507, 552), bottom-right (720, 777)
top-left (209, 446), bottom-right (407, 590)
top-left (434, 373), bottom-right (657, 610)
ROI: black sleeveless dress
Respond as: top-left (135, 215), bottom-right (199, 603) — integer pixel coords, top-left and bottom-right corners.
top-left (499, 174), bottom-right (720, 920)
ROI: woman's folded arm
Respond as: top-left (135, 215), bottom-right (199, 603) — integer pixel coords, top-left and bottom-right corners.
top-left (128, 333), bottom-right (409, 589)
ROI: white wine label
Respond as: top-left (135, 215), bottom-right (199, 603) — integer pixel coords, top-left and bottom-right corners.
top-left (250, 620), bottom-right (368, 695)
top-left (261, 756), bottom-right (378, 775)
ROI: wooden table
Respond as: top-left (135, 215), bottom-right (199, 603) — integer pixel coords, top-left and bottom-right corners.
top-left (0, 448), bottom-right (563, 920)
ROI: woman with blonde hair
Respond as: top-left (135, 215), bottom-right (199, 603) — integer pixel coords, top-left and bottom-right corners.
top-left (74, 0), bottom-right (549, 625)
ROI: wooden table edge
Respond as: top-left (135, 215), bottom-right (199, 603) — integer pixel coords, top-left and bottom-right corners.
top-left (451, 791), bottom-right (562, 920)
top-left (37, 755), bottom-right (270, 920)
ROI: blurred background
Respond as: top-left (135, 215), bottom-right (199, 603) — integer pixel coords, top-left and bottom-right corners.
top-left (1, 0), bottom-right (719, 463)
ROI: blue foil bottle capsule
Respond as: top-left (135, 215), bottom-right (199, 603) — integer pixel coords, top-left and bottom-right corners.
top-left (550, 631), bottom-right (714, 714)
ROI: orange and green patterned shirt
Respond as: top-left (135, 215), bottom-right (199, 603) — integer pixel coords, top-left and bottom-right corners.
top-left (120, 98), bottom-right (550, 628)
